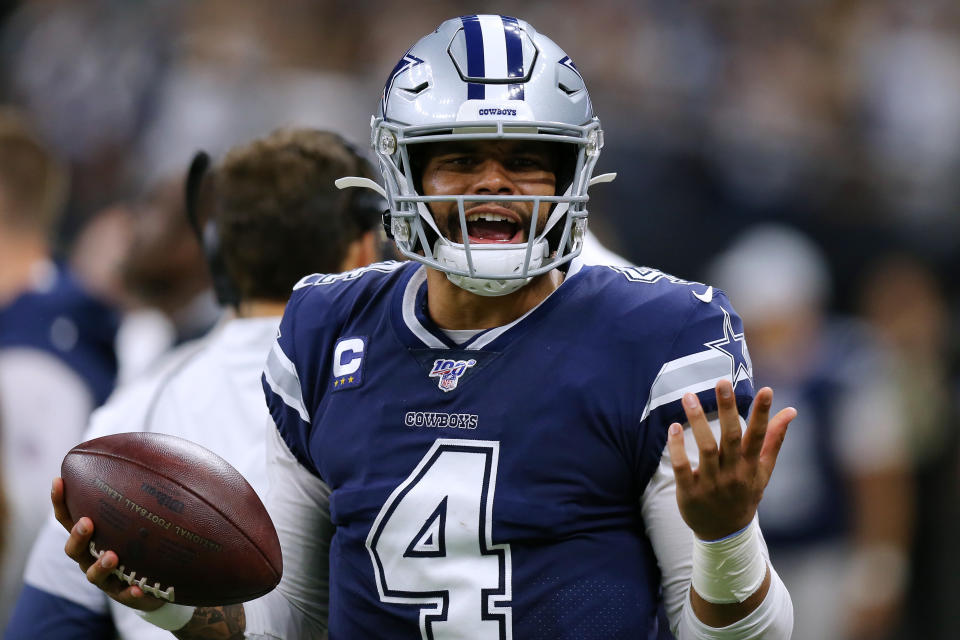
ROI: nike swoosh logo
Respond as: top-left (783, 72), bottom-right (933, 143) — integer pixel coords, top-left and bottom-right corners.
top-left (692, 286), bottom-right (713, 303)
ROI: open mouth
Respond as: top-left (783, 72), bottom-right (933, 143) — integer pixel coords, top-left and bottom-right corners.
top-left (462, 208), bottom-right (524, 244)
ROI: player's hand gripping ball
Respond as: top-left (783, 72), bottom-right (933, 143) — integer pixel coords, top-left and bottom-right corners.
top-left (60, 432), bottom-right (282, 606)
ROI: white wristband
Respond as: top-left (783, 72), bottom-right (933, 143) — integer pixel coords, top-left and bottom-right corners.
top-left (134, 602), bottom-right (197, 631)
top-left (691, 517), bottom-right (767, 604)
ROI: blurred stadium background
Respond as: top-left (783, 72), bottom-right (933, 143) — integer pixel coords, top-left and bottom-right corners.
top-left (0, 1), bottom-right (957, 638)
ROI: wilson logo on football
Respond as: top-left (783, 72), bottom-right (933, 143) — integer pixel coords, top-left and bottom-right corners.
top-left (428, 358), bottom-right (476, 392)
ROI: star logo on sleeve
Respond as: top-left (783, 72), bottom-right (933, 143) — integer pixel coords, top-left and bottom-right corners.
top-left (704, 308), bottom-right (753, 389)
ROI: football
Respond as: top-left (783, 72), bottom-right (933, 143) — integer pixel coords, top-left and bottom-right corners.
top-left (60, 432), bottom-right (282, 606)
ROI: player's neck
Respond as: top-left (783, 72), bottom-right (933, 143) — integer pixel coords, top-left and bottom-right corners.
top-left (0, 230), bottom-right (50, 305)
top-left (425, 268), bottom-right (563, 330)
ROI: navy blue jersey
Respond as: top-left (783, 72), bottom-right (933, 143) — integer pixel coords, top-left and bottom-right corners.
top-left (263, 261), bottom-right (755, 640)
top-left (0, 264), bottom-right (118, 405)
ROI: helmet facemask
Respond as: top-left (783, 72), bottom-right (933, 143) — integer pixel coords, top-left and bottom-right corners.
top-left (374, 119), bottom-right (603, 296)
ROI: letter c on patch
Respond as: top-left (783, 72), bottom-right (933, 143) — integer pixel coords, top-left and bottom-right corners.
top-left (333, 337), bottom-right (364, 377)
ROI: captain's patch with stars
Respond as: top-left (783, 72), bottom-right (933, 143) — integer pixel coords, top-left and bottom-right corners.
top-left (332, 336), bottom-right (366, 391)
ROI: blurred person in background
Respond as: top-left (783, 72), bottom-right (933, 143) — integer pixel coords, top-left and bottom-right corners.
top-left (858, 253), bottom-right (960, 640)
top-left (5, 127), bottom-right (384, 640)
top-left (69, 178), bottom-right (220, 386)
top-left (708, 224), bottom-right (912, 640)
top-left (0, 107), bottom-right (119, 627)
top-left (112, 179), bottom-right (220, 383)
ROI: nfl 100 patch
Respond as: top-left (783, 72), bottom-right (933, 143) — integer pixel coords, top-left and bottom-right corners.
top-left (408, 348), bottom-right (500, 393)
top-left (428, 358), bottom-right (476, 392)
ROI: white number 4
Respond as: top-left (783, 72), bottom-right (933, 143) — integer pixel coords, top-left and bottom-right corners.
top-left (366, 439), bottom-right (513, 639)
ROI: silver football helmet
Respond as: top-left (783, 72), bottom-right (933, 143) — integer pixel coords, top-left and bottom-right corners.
top-left (338, 15), bottom-right (613, 296)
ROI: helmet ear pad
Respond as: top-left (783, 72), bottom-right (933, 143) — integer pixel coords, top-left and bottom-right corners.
top-left (552, 143), bottom-right (578, 197)
top-left (547, 142), bottom-right (580, 256)
top-left (402, 145), bottom-right (438, 255)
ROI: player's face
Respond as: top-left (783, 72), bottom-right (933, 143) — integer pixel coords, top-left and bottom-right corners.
top-left (419, 140), bottom-right (557, 245)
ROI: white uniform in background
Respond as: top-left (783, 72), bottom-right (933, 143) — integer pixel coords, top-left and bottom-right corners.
top-left (19, 317), bottom-right (279, 640)
top-left (571, 229), bottom-right (634, 271)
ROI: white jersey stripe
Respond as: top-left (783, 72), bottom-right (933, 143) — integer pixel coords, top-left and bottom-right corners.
top-left (264, 341), bottom-right (311, 423)
top-left (658, 349), bottom-right (725, 375)
top-left (401, 267), bottom-right (447, 349)
top-left (641, 350), bottom-right (732, 421)
top-left (400, 265), bottom-right (561, 351)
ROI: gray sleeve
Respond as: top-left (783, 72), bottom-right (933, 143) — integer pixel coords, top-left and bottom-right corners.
top-left (243, 422), bottom-right (332, 640)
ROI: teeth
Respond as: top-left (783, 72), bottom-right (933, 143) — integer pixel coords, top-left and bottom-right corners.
top-left (466, 213), bottom-right (513, 223)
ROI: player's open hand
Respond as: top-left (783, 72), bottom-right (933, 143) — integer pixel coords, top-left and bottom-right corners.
top-left (51, 477), bottom-right (165, 611)
top-left (666, 380), bottom-right (796, 541)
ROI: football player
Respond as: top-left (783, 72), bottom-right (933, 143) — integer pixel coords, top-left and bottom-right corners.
top-left (61, 16), bottom-right (795, 639)
top-left (10, 128), bottom-right (382, 639)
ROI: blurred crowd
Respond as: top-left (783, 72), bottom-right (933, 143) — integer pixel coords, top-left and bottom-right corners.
top-left (0, 1), bottom-right (957, 638)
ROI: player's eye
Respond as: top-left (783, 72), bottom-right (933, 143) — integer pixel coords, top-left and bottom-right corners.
top-left (440, 154), bottom-right (478, 167)
top-left (506, 155), bottom-right (550, 172)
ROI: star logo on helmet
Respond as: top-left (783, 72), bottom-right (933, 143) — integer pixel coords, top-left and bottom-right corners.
top-left (382, 52), bottom-right (425, 115)
top-left (559, 56), bottom-right (583, 81)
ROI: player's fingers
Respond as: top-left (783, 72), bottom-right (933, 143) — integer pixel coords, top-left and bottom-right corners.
top-left (51, 477), bottom-right (74, 533)
top-left (742, 387), bottom-right (773, 461)
top-left (757, 407), bottom-right (797, 484)
top-left (683, 393), bottom-right (718, 477)
top-left (81, 551), bottom-right (166, 611)
top-left (716, 380), bottom-right (742, 470)
top-left (85, 549), bottom-right (118, 588)
top-left (64, 517), bottom-right (95, 568)
top-left (112, 585), bottom-right (167, 612)
top-left (667, 423), bottom-right (694, 488)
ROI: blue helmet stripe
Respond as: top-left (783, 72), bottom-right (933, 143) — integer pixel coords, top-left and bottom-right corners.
top-left (501, 15), bottom-right (524, 100)
top-left (461, 15), bottom-right (485, 100)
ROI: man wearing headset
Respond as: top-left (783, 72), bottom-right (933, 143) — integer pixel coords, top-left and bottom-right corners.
top-left (9, 128), bottom-right (382, 639)
top-left (59, 17), bottom-right (794, 639)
